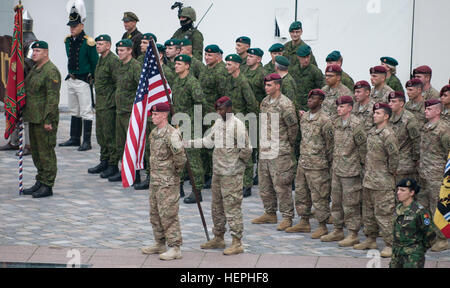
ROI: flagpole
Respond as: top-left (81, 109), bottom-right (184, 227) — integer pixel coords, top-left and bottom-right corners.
top-left (149, 38), bottom-right (210, 241)
top-left (15, 2), bottom-right (24, 195)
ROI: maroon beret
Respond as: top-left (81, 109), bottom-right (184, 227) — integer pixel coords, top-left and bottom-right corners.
top-left (373, 102), bottom-right (391, 112)
top-left (152, 102), bottom-right (170, 112)
top-left (308, 89), bottom-right (325, 98)
top-left (354, 80), bottom-right (371, 90)
top-left (264, 73), bottom-right (282, 83)
top-left (325, 64), bottom-right (342, 74)
top-left (405, 78), bottom-right (423, 88)
top-left (413, 65), bottom-right (432, 75)
top-left (424, 99), bottom-right (441, 108)
top-left (440, 84), bottom-right (450, 96)
top-left (336, 95), bottom-right (353, 106)
top-left (370, 66), bottom-right (387, 74)
top-left (215, 96), bottom-right (232, 110)
top-left (388, 91), bottom-right (406, 102)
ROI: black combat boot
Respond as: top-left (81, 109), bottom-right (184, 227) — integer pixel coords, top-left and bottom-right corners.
top-left (203, 176), bottom-right (212, 189)
top-left (22, 181), bottom-right (41, 195)
top-left (32, 184), bottom-right (53, 198)
top-left (108, 171), bottom-right (122, 182)
top-left (134, 173), bottom-right (150, 190)
top-left (180, 183), bottom-right (185, 198)
top-left (133, 170), bottom-right (141, 186)
top-left (78, 120), bottom-right (92, 151)
top-left (88, 160), bottom-right (108, 174)
top-left (59, 116), bottom-right (81, 146)
top-left (101, 165), bottom-right (118, 178)
top-left (243, 186), bottom-right (252, 198)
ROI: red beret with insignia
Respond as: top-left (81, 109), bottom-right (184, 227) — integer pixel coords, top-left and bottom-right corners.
top-left (370, 66), bottom-right (387, 74)
top-left (440, 84), bottom-right (450, 96)
top-left (215, 96), bottom-right (232, 110)
top-left (388, 91), bottom-right (406, 102)
top-left (424, 99), bottom-right (441, 108)
top-left (405, 78), bottom-right (423, 88)
top-left (308, 89), bottom-right (325, 99)
top-left (373, 102), bottom-right (391, 112)
top-left (335, 95), bottom-right (353, 106)
top-left (152, 102), bottom-right (170, 112)
top-left (325, 64), bottom-right (342, 74)
top-left (264, 73), bottom-right (282, 83)
top-left (413, 65), bottom-right (432, 75)
top-left (354, 80), bottom-right (371, 90)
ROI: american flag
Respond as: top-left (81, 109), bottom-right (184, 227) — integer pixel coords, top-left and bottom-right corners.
top-left (121, 43), bottom-right (171, 187)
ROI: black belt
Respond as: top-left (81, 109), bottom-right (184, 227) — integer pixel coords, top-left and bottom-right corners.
top-left (66, 73), bottom-right (89, 83)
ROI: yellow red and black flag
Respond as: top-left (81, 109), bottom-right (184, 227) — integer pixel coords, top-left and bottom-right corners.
top-left (434, 152), bottom-right (450, 238)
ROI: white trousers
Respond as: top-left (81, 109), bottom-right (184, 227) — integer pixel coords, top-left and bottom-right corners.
top-left (67, 78), bottom-right (94, 121)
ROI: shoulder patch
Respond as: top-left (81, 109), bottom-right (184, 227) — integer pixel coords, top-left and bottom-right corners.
top-left (84, 35), bottom-right (96, 46)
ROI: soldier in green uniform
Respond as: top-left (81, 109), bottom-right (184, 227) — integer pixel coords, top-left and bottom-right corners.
top-left (137, 33), bottom-right (157, 64)
top-left (107, 39), bottom-right (142, 183)
top-left (22, 41), bottom-right (61, 198)
top-left (274, 56), bottom-right (297, 101)
top-left (235, 37), bottom-right (251, 72)
top-left (164, 39), bottom-right (181, 72)
top-left (222, 54), bottom-right (259, 197)
top-left (284, 21), bottom-right (317, 68)
top-left (121, 12), bottom-right (143, 59)
top-left (172, 6), bottom-right (204, 61)
top-left (171, 54), bottom-right (206, 203)
top-left (88, 35), bottom-right (120, 178)
top-left (325, 50), bottom-right (354, 91)
top-left (369, 66), bottom-right (393, 103)
top-left (157, 44), bottom-right (176, 85)
top-left (180, 39), bottom-right (205, 79)
top-left (390, 178), bottom-right (436, 268)
top-left (243, 48), bottom-right (266, 103)
top-left (264, 43), bottom-right (284, 74)
top-left (413, 66), bottom-right (440, 100)
top-left (404, 78), bottom-right (426, 128)
top-left (380, 56), bottom-right (404, 93)
top-left (441, 85), bottom-right (450, 126)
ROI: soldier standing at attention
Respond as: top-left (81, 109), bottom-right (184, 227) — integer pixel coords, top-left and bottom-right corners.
top-left (164, 39), bottom-right (181, 72)
top-left (418, 99), bottom-right (450, 252)
top-left (413, 65), bottom-right (440, 100)
top-left (60, 6), bottom-right (98, 151)
top-left (22, 41), bottom-right (61, 198)
top-left (191, 97), bottom-right (252, 255)
top-left (390, 178), bottom-right (436, 268)
top-left (264, 43), bottom-right (284, 74)
top-left (441, 85), bottom-right (450, 126)
top-left (321, 64), bottom-right (353, 120)
top-left (107, 39), bottom-right (142, 183)
top-left (274, 56), bottom-right (297, 101)
top-left (244, 48), bottom-right (266, 103)
top-left (325, 50), bottom-right (354, 91)
top-left (121, 12), bottom-right (143, 59)
top-left (286, 89), bottom-right (334, 239)
top-left (235, 37), bottom-right (251, 72)
top-left (251, 74), bottom-right (298, 231)
top-left (352, 81), bottom-right (375, 133)
top-left (354, 103), bottom-right (399, 258)
top-left (137, 33), bottom-right (157, 64)
top-left (320, 96), bottom-right (366, 246)
top-left (369, 66), bottom-right (393, 103)
top-left (404, 78), bottom-right (426, 128)
top-left (380, 56), bottom-right (404, 93)
top-left (172, 6), bottom-right (204, 61)
top-left (157, 44), bottom-right (176, 86)
top-left (88, 35), bottom-right (120, 178)
top-left (283, 21), bottom-right (317, 67)
top-left (141, 103), bottom-right (186, 260)
top-left (180, 39), bottom-right (205, 79)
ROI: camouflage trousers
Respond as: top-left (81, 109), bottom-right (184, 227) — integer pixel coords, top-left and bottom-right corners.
top-left (390, 248), bottom-right (425, 268)
top-left (362, 188), bottom-right (394, 246)
top-left (331, 173), bottom-right (362, 231)
top-left (244, 152), bottom-right (255, 189)
top-left (182, 148), bottom-right (204, 190)
top-left (29, 122), bottom-right (58, 187)
top-left (258, 155), bottom-right (295, 219)
top-left (96, 108), bottom-right (117, 165)
top-left (144, 119), bottom-right (156, 175)
top-left (149, 183), bottom-right (182, 247)
top-left (115, 112), bottom-right (131, 165)
top-left (418, 177), bottom-right (447, 240)
top-left (211, 173), bottom-right (244, 239)
top-left (294, 166), bottom-right (331, 223)
top-left (202, 148), bottom-right (213, 179)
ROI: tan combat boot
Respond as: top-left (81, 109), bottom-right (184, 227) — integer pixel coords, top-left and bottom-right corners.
top-left (320, 228), bottom-right (344, 242)
top-left (251, 213), bottom-right (277, 224)
top-left (159, 246), bottom-right (182, 260)
top-left (353, 237), bottom-right (378, 250)
top-left (141, 242), bottom-right (166, 254)
top-left (200, 235), bottom-right (226, 249)
top-left (285, 218), bottom-right (311, 233)
top-left (327, 216), bottom-right (333, 225)
top-left (277, 218), bottom-right (292, 231)
top-left (311, 222), bottom-right (328, 239)
top-left (223, 237), bottom-right (244, 255)
top-left (338, 230), bottom-right (360, 247)
top-left (431, 239), bottom-right (449, 252)
top-left (380, 246), bottom-right (392, 258)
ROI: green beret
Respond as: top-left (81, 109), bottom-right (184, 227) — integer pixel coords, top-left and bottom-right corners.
top-left (175, 54), bottom-right (191, 63)
top-left (296, 44), bottom-right (311, 57)
top-left (122, 11), bottom-right (139, 22)
top-left (275, 55), bottom-right (290, 67)
top-left (225, 54), bottom-right (242, 64)
top-left (236, 36), bottom-right (251, 45)
top-left (142, 33), bottom-right (157, 42)
top-left (156, 43), bottom-right (166, 52)
top-left (380, 56), bottom-right (398, 67)
top-left (205, 44), bottom-right (222, 54)
top-left (180, 39), bottom-right (192, 46)
top-left (31, 41), bottom-right (48, 49)
top-left (289, 21), bottom-right (302, 32)
top-left (247, 48), bottom-right (264, 57)
top-left (269, 43), bottom-right (284, 53)
top-left (95, 34), bottom-right (111, 42)
top-left (326, 50), bottom-right (342, 62)
top-left (116, 39), bottom-right (133, 48)
top-left (164, 39), bottom-right (180, 47)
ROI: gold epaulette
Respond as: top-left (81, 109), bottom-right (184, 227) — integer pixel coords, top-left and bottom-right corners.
top-left (64, 34), bottom-right (71, 43)
top-left (84, 35), bottom-right (96, 46)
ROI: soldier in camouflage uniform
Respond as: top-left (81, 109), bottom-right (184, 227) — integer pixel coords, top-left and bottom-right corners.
top-left (284, 21), bottom-right (317, 68)
top-left (264, 43), bottom-right (284, 75)
top-left (171, 54), bottom-right (206, 204)
top-left (235, 37), bottom-right (251, 72)
top-left (413, 65), bottom-right (440, 100)
top-left (22, 41), bottom-right (61, 198)
top-left (286, 89), bottom-right (334, 239)
top-left (354, 103), bottom-right (399, 258)
top-left (274, 56), bottom-right (297, 101)
top-left (108, 39), bottom-right (142, 183)
top-left (172, 6), bottom-right (204, 61)
top-left (121, 12), bottom-right (143, 59)
top-left (369, 66), bottom-right (393, 103)
top-left (352, 81), bottom-right (375, 133)
top-left (441, 85), bottom-right (450, 126)
top-left (418, 99), bottom-right (450, 252)
top-left (192, 97), bottom-right (252, 255)
top-left (137, 33), bottom-right (157, 64)
top-left (380, 56), bottom-right (404, 93)
top-left (164, 39), bottom-right (181, 72)
top-left (141, 102), bottom-right (186, 261)
top-left (325, 51), bottom-right (354, 91)
top-left (251, 74), bottom-right (298, 231)
top-left (243, 48), bottom-right (266, 104)
top-left (321, 64), bottom-right (353, 120)
top-left (405, 78), bottom-right (426, 128)
top-left (320, 96), bottom-right (366, 246)
top-left (180, 39), bottom-right (205, 79)
top-left (88, 35), bottom-right (120, 178)
top-left (222, 54), bottom-right (259, 197)
top-left (390, 178), bottom-right (436, 268)
top-left (157, 44), bottom-right (176, 86)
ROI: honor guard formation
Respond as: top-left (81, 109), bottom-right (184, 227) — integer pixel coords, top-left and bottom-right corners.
top-left (1, 1), bottom-right (449, 265)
